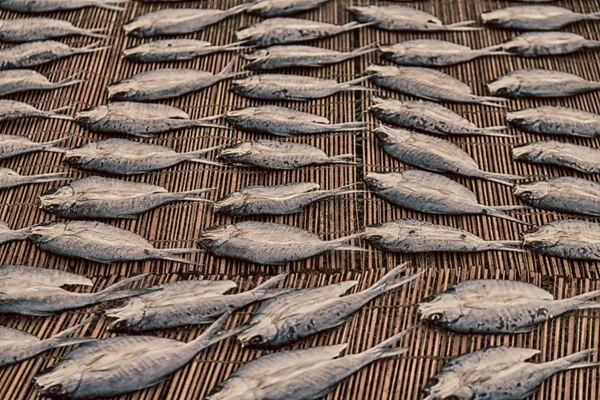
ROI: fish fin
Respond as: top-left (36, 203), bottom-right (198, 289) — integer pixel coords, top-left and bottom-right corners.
top-left (334, 244), bottom-right (368, 252)
top-left (175, 187), bottom-right (215, 202)
top-left (95, 273), bottom-right (154, 301)
top-left (52, 72), bottom-right (85, 90)
top-left (571, 289), bottom-right (600, 310)
top-left (339, 21), bottom-right (377, 33)
top-left (189, 311), bottom-right (241, 350)
top-left (44, 104), bottom-right (75, 121)
top-left (346, 42), bottom-right (379, 59)
top-left (189, 158), bottom-right (225, 167)
top-left (364, 327), bottom-right (416, 360)
top-left (363, 262), bottom-right (424, 299)
top-left (76, 41), bottom-right (112, 55)
top-left (184, 144), bottom-right (224, 157)
top-left (480, 171), bottom-right (523, 187)
top-left (473, 97), bottom-right (509, 108)
top-left (26, 172), bottom-right (69, 184)
top-left (549, 349), bottom-right (599, 371)
top-left (253, 273), bottom-right (288, 291)
top-left (444, 20), bottom-right (482, 31)
top-left (217, 56), bottom-right (245, 80)
top-left (49, 317), bottom-right (95, 341)
top-left (328, 153), bottom-right (356, 164)
top-left (49, 337), bottom-right (96, 349)
top-left (81, 27), bottom-right (110, 39)
top-left (584, 40), bottom-right (600, 49)
top-left (93, 0), bottom-right (128, 11)
top-left (329, 122), bottom-right (368, 132)
top-left (190, 120), bottom-right (231, 130)
top-left (483, 207), bottom-right (531, 225)
top-left (488, 240), bottom-right (527, 253)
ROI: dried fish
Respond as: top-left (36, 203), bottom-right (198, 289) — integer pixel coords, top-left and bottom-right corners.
top-left (75, 102), bottom-right (227, 138)
top-left (523, 219), bottom-right (600, 260)
top-left (507, 106), bottom-right (600, 137)
top-left (40, 176), bottom-right (213, 219)
top-left (370, 97), bottom-right (508, 137)
top-left (348, 5), bottom-right (480, 31)
top-left (497, 32), bottom-right (600, 57)
top-left (196, 220), bottom-right (365, 265)
top-left (512, 141), bottom-right (600, 174)
top-left (0, 0), bottom-right (127, 12)
top-left (34, 314), bottom-right (239, 399)
top-left (0, 134), bottom-right (71, 161)
top-left (237, 263), bottom-right (418, 347)
top-left (214, 182), bottom-right (361, 216)
top-left (0, 100), bottom-right (73, 122)
top-left (26, 220), bottom-right (202, 264)
top-left (217, 140), bottom-right (354, 170)
top-left (364, 170), bottom-right (529, 224)
top-left (375, 125), bottom-right (522, 186)
top-left (0, 41), bottom-right (108, 70)
top-left (480, 5), bottom-right (600, 30)
top-left (366, 65), bottom-right (507, 107)
top-left (0, 70), bottom-right (83, 97)
top-left (0, 18), bottom-right (107, 42)
top-left (106, 274), bottom-right (290, 332)
top-left (0, 168), bottom-right (66, 190)
top-left (123, 39), bottom-right (243, 63)
top-left (124, 3), bottom-right (251, 37)
top-left (0, 220), bottom-right (29, 245)
top-left (364, 218), bottom-right (523, 254)
top-left (64, 139), bottom-right (221, 175)
top-left (423, 347), bottom-right (599, 400)
top-left (108, 58), bottom-right (241, 101)
top-left (247, 0), bottom-right (330, 17)
top-left (231, 74), bottom-right (370, 101)
top-left (0, 265), bottom-right (155, 315)
top-left (207, 329), bottom-right (412, 400)
top-left (488, 69), bottom-right (600, 98)
top-left (225, 105), bottom-right (366, 136)
top-left (243, 43), bottom-right (377, 70)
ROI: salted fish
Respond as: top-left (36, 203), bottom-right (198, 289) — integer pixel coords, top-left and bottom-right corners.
top-left (247, 0), bottom-right (330, 17)
top-left (488, 69), bottom-right (600, 98)
top-left (0, 168), bottom-right (66, 190)
top-left (498, 31), bottom-right (600, 57)
top-left (512, 141), bottom-right (600, 174)
top-left (507, 106), bottom-right (600, 137)
top-left (0, 70), bottom-right (82, 97)
top-left (0, 41), bottom-right (108, 70)
top-left (480, 5), bottom-right (600, 30)
top-left (123, 39), bottom-right (243, 63)
top-left (0, 100), bottom-right (73, 122)
top-left (523, 219), bottom-right (600, 260)
top-left (0, 0), bottom-right (127, 12)
top-left (0, 18), bottom-right (106, 42)
top-left (0, 134), bottom-right (70, 161)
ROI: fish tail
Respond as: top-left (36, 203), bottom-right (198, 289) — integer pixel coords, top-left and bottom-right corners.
top-left (2, 225), bottom-right (30, 243)
top-left (190, 119), bottom-right (231, 130)
top-left (26, 172), bottom-right (69, 184)
top-left (254, 272), bottom-right (288, 291)
top-left (46, 317), bottom-right (96, 348)
top-left (546, 349), bottom-right (600, 372)
top-left (45, 104), bottom-right (75, 121)
top-left (584, 39), bottom-right (600, 49)
top-left (172, 187), bottom-right (215, 202)
top-left (472, 96), bottom-right (510, 108)
top-left (487, 240), bottom-right (526, 253)
top-left (570, 289), bottom-right (600, 310)
top-left (480, 171), bottom-right (523, 186)
top-left (189, 158), bottom-right (225, 167)
top-left (41, 135), bottom-right (75, 153)
top-left (328, 153), bottom-right (356, 164)
top-left (329, 121), bottom-right (368, 132)
top-left (339, 21), bottom-right (376, 34)
top-left (484, 207), bottom-right (531, 225)
top-left (52, 71), bottom-right (86, 89)
top-left (183, 144), bottom-right (224, 159)
top-left (81, 27), bottom-right (110, 39)
top-left (218, 56), bottom-right (243, 79)
top-left (347, 42), bottom-right (379, 58)
top-left (156, 248), bottom-right (204, 264)
top-left (444, 20), bottom-right (483, 31)
top-left (189, 311), bottom-right (244, 351)
top-left (477, 125), bottom-right (516, 138)
top-left (226, 1), bottom-right (254, 15)
top-left (363, 327), bottom-right (416, 360)
top-left (93, 0), bottom-right (128, 11)
top-left (96, 273), bottom-right (157, 302)
top-left (364, 262), bottom-right (424, 299)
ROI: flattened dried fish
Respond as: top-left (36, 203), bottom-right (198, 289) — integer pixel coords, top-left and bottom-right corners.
top-left (375, 125), bottom-right (522, 186)
top-left (27, 220), bottom-right (202, 264)
top-left (0, 0), bottom-right (127, 12)
top-left (0, 265), bottom-right (154, 315)
top-left (512, 141), bottom-right (600, 174)
top-left (379, 39), bottom-right (508, 67)
top-left (498, 32), bottom-right (600, 57)
top-left (76, 102), bottom-right (227, 137)
top-left (364, 170), bottom-right (528, 224)
top-left (0, 134), bottom-right (71, 161)
top-left (237, 263), bottom-right (418, 347)
top-left (196, 221), bottom-right (365, 265)
top-left (419, 280), bottom-right (600, 333)
top-left (208, 329), bottom-right (412, 400)
top-left (423, 347), bottom-right (599, 400)
top-left (247, 0), bottom-right (330, 17)
top-left (124, 3), bottom-right (251, 37)
top-left (0, 168), bottom-right (66, 190)
top-left (123, 39), bottom-right (243, 63)
top-left (366, 65), bottom-right (507, 107)
top-left (64, 138), bottom-right (221, 175)
top-left (217, 140), bottom-right (354, 169)
top-left (0, 100), bottom-right (73, 122)
top-left (348, 5), bottom-right (480, 31)
top-left (364, 218), bottom-right (523, 254)
top-left (488, 69), bottom-right (600, 98)
top-left (0, 18), bottom-right (106, 42)
top-left (0, 41), bottom-right (108, 70)
top-left (214, 182), bottom-right (361, 216)
top-left (225, 105), bottom-right (366, 136)
top-left (40, 176), bottom-right (213, 219)
top-left (480, 5), bottom-right (600, 30)
top-left (108, 58), bottom-right (241, 101)
top-left (507, 106), bottom-right (600, 137)
top-left (236, 18), bottom-right (371, 47)
top-left (370, 97), bottom-right (508, 137)
top-left (243, 43), bottom-right (376, 70)
top-left (0, 70), bottom-right (82, 97)
top-left (523, 219), bottom-right (600, 260)
top-left (231, 74), bottom-right (370, 101)
top-left (106, 274), bottom-right (289, 332)
top-left (34, 314), bottom-right (238, 399)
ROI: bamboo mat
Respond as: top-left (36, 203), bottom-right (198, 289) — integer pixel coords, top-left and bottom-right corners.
top-left (0, 0), bottom-right (598, 399)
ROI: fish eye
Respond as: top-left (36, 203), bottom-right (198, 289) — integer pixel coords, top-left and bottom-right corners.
top-left (66, 155), bottom-right (81, 164)
top-left (48, 384), bottom-right (62, 394)
top-left (428, 313), bottom-right (444, 322)
top-left (444, 396), bottom-right (460, 400)
top-left (208, 384), bottom-right (223, 395)
top-left (249, 335), bottom-right (263, 345)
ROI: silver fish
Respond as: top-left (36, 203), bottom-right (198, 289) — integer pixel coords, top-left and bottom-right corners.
top-left (348, 5), bottom-right (480, 32)
top-left (375, 125), bottom-right (522, 186)
top-left (0, 100), bottom-right (73, 122)
top-left (370, 97), bottom-right (509, 137)
top-left (124, 3), bottom-right (251, 37)
top-left (123, 39), bottom-right (243, 63)
top-left (419, 280), bottom-right (600, 334)
top-left (364, 170), bottom-right (528, 224)
top-left (0, 0), bottom-right (127, 12)
top-left (243, 43), bottom-right (377, 70)
top-left (0, 18), bottom-right (107, 42)
top-left (108, 58), bottom-right (241, 101)
top-left (0, 167), bottom-right (66, 190)
top-left (207, 329), bottom-right (412, 400)
top-left (0, 265), bottom-right (155, 315)
top-left (196, 220), bottom-right (365, 265)
top-left (488, 68), bottom-right (600, 98)
top-left (512, 141), bottom-right (600, 174)
top-left (75, 102), bottom-right (227, 137)
top-left (0, 41), bottom-right (108, 70)
top-left (0, 319), bottom-right (93, 367)
top-left (480, 5), bottom-right (600, 30)
top-left (235, 18), bottom-right (371, 47)
top-left (514, 177), bottom-right (600, 216)
top-left (423, 347), bottom-right (599, 400)
top-left (523, 219), bottom-right (600, 260)
top-left (247, 0), bottom-right (330, 17)
top-left (0, 134), bottom-right (71, 161)
top-left (237, 263), bottom-right (418, 347)
top-left (507, 106), bottom-right (600, 137)
top-left (217, 140), bottom-right (354, 170)
top-left (64, 139), bottom-right (221, 175)
top-left (0, 70), bottom-right (82, 97)
top-left (106, 274), bottom-right (289, 332)
top-left (39, 176), bottom-right (213, 219)
top-left (498, 31), bottom-right (600, 57)
top-left (363, 218), bottom-right (523, 254)
top-left (379, 39), bottom-right (508, 67)
top-left (214, 182), bottom-right (361, 216)
top-left (366, 65), bottom-right (507, 107)
top-left (34, 313), bottom-right (239, 399)
top-left (225, 105), bottom-right (366, 136)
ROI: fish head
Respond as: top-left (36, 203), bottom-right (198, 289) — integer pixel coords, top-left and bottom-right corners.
top-left (417, 289), bottom-right (462, 328)
top-left (522, 224), bottom-right (560, 251)
top-left (39, 185), bottom-right (77, 215)
top-left (217, 142), bottom-right (252, 162)
top-left (26, 221), bottom-right (65, 244)
top-left (197, 224), bottom-right (239, 251)
top-left (242, 49), bottom-right (270, 70)
top-left (63, 143), bottom-right (99, 167)
top-left (236, 317), bottom-right (278, 348)
top-left (374, 125), bottom-right (411, 145)
top-left (487, 74), bottom-right (521, 97)
top-left (423, 371), bottom-right (475, 400)
top-left (34, 362), bottom-right (83, 399)
top-left (364, 64), bottom-right (397, 78)
top-left (499, 36), bottom-right (529, 54)
top-left (213, 192), bottom-right (247, 214)
top-left (363, 171), bottom-right (398, 191)
top-left (206, 377), bottom-right (254, 400)
top-left (506, 108), bottom-right (538, 129)
top-left (478, 9), bottom-right (511, 26)
top-left (75, 105), bottom-right (108, 125)
top-left (105, 297), bottom-right (146, 332)
top-left (512, 182), bottom-right (549, 204)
